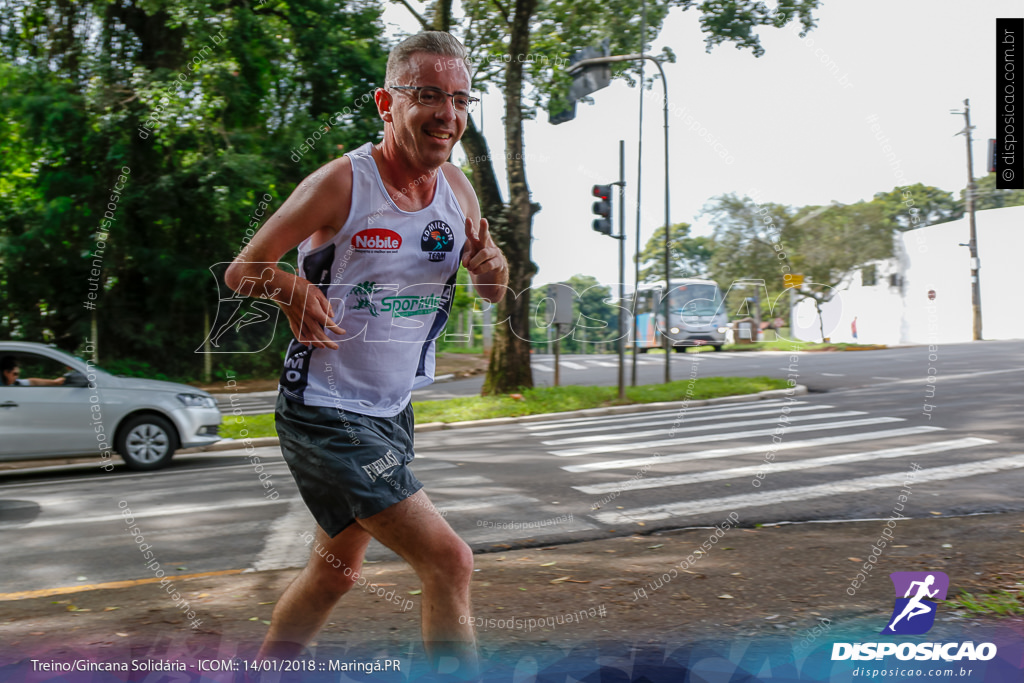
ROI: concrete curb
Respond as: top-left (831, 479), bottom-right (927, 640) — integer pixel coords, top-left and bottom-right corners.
top-left (187, 385), bottom-right (807, 452)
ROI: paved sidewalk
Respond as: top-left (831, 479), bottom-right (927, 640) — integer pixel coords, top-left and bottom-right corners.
top-left (3, 511), bottom-right (1021, 658)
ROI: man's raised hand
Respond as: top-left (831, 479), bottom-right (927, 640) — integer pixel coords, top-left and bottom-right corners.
top-left (461, 216), bottom-right (505, 276)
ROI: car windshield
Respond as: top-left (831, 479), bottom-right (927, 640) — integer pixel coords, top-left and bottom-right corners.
top-left (671, 285), bottom-right (723, 317)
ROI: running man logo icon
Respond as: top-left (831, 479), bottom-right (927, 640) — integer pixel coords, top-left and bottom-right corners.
top-left (881, 571), bottom-right (949, 635)
top-left (199, 262), bottom-right (296, 354)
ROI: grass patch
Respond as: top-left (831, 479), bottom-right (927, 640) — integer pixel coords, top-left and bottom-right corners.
top-left (219, 412), bottom-right (277, 440)
top-left (413, 376), bottom-right (788, 423)
top-left (218, 376), bottom-right (788, 438)
top-left (944, 590), bottom-right (1024, 618)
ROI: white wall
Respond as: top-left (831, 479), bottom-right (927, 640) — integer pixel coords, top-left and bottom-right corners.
top-left (790, 205), bottom-right (1023, 344)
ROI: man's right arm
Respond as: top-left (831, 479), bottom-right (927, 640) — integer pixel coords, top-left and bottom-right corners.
top-left (224, 157), bottom-right (353, 350)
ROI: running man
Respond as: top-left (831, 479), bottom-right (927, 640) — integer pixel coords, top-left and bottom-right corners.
top-left (887, 574), bottom-right (939, 630)
top-left (224, 32), bottom-right (507, 674)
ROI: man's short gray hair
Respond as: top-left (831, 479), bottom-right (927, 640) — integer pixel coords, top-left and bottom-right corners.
top-left (386, 31), bottom-right (471, 85)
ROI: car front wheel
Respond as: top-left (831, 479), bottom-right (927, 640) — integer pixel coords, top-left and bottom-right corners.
top-left (117, 414), bottom-right (178, 471)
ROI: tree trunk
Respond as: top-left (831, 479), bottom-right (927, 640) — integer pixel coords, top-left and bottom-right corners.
top-left (481, 0), bottom-right (538, 395)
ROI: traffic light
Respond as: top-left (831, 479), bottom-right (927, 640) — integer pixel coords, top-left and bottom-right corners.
top-left (592, 184), bottom-right (612, 235)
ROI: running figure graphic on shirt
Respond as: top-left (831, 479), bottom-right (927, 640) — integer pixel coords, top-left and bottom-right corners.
top-left (349, 281), bottom-right (383, 317)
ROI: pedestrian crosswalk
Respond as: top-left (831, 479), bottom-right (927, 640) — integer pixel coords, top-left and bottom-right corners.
top-left (528, 351), bottom-right (760, 373)
top-left (410, 395), bottom-right (1013, 538)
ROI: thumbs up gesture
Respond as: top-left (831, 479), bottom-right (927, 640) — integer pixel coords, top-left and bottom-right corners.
top-left (461, 216), bottom-right (505, 276)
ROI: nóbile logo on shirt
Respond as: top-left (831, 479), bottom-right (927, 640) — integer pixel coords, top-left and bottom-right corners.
top-left (352, 228), bottom-right (402, 253)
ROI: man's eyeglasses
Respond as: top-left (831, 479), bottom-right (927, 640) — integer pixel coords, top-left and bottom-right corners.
top-left (389, 85), bottom-right (479, 114)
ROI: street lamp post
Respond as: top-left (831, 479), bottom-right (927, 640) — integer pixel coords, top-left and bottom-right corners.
top-left (569, 52), bottom-right (671, 382)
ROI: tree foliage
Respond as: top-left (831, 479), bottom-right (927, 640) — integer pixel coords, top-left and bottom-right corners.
top-left (968, 172), bottom-right (1024, 211)
top-left (0, 0), bottom-right (387, 378)
top-left (409, 0), bottom-right (822, 393)
top-left (637, 222), bottom-right (713, 283)
top-left (871, 183), bottom-right (962, 230)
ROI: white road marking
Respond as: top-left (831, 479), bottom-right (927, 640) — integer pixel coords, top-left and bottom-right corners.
top-left (535, 404), bottom-right (830, 437)
top-left (820, 373), bottom-right (846, 377)
top-left (561, 426), bottom-right (945, 472)
top-left (591, 454), bottom-right (1024, 524)
top-left (559, 361), bottom-right (589, 370)
top-left (410, 461), bottom-right (457, 472)
top-left (836, 367), bottom-right (1024, 393)
top-left (551, 416), bottom-right (905, 456)
top-left (589, 360), bottom-right (619, 368)
top-left (421, 475), bottom-right (493, 487)
top-left (525, 399), bottom-right (798, 431)
top-left (541, 411), bottom-right (866, 446)
top-left (573, 437), bottom-right (995, 494)
top-left (10, 497), bottom-right (290, 530)
top-left (435, 494), bottom-right (539, 514)
top-left (533, 364), bottom-right (554, 373)
top-left (252, 496), bottom-right (318, 571)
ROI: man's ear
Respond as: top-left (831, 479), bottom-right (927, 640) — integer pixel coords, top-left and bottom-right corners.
top-left (375, 88), bottom-right (393, 123)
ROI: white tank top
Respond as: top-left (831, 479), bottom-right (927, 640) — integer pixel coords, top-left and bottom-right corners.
top-left (278, 142), bottom-right (467, 416)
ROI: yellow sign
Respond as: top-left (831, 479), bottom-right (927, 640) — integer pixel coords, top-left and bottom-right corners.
top-left (784, 274), bottom-right (804, 288)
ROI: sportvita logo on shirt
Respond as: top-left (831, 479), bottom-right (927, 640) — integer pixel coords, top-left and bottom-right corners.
top-left (421, 220), bottom-right (454, 262)
top-left (831, 570), bottom-right (998, 663)
top-left (352, 228), bottom-right (402, 253)
top-left (381, 293), bottom-right (443, 318)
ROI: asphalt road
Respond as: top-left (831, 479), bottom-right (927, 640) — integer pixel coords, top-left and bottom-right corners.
top-left (2, 340), bottom-right (1021, 595)
top-left (218, 341), bottom-right (1024, 414)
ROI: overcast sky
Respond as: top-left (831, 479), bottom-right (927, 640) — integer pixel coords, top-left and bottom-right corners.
top-left (381, 1), bottom-right (1019, 288)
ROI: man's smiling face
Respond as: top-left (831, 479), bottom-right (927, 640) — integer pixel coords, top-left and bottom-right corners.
top-left (382, 52), bottom-right (472, 172)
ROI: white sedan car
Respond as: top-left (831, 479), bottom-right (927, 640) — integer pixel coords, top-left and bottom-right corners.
top-left (0, 341), bottom-right (222, 470)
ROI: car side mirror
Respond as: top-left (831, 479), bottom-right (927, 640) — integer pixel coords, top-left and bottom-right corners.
top-left (63, 370), bottom-right (90, 388)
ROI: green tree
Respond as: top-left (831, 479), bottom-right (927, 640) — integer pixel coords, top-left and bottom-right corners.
top-left (0, 0), bottom-right (387, 378)
top-left (396, 0), bottom-right (822, 394)
top-left (637, 223), bottom-right (713, 283)
top-left (966, 172), bottom-right (1024, 211)
top-left (871, 183), bottom-right (962, 230)
top-left (529, 274), bottom-right (620, 353)
top-left (788, 201), bottom-right (895, 338)
top-left (704, 193), bottom-right (794, 322)
top-left (706, 193), bottom-right (794, 285)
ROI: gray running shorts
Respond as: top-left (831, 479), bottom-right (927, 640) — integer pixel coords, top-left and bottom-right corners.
top-left (275, 393), bottom-right (423, 537)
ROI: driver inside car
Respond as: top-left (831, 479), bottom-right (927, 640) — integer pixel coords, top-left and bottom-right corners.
top-left (1, 356), bottom-right (68, 387)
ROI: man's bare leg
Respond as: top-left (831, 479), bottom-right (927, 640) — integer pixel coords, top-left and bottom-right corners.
top-left (258, 523), bottom-right (372, 660)
top-left (357, 490), bottom-right (477, 675)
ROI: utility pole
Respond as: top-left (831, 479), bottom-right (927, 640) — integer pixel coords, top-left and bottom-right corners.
top-left (632, 0), bottom-right (646, 387)
top-left (951, 99), bottom-right (983, 340)
top-left (617, 140), bottom-right (626, 400)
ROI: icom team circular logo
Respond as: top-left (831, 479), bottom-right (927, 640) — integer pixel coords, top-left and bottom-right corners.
top-left (421, 220), bottom-right (454, 262)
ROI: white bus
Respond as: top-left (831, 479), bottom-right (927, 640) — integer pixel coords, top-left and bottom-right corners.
top-left (633, 279), bottom-right (729, 352)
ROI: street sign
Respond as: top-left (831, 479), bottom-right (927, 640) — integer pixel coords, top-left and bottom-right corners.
top-left (785, 274), bottom-right (805, 288)
top-left (543, 283), bottom-right (575, 326)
